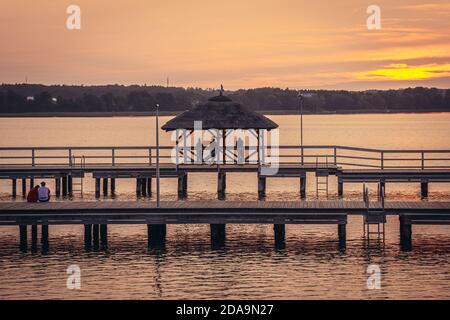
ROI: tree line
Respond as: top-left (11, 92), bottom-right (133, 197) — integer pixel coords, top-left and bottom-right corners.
top-left (1, 84), bottom-right (449, 114)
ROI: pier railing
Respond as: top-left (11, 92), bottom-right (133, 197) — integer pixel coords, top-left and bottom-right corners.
top-left (0, 145), bottom-right (450, 170)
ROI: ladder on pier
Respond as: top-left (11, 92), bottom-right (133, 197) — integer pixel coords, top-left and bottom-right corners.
top-left (363, 183), bottom-right (386, 243)
top-left (315, 157), bottom-right (329, 198)
top-left (71, 155), bottom-right (85, 196)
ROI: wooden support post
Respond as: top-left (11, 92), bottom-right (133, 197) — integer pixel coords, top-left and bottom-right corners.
top-left (31, 224), bottom-right (38, 251)
top-left (55, 178), bottom-right (61, 197)
top-left (110, 178), bottom-right (116, 196)
top-left (93, 224), bottom-right (100, 249)
top-left (62, 176), bottom-right (68, 196)
top-left (136, 178), bottom-right (142, 197)
top-left (84, 224), bottom-right (92, 250)
top-left (29, 178), bottom-right (34, 190)
top-left (147, 178), bottom-right (152, 197)
top-left (338, 224), bottom-right (346, 249)
top-left (210, 224), bottom-right (226, 247)
top-left (68, 176), bottom-right (73, 196)
top-left (274, 224), bottom-right (286, 248)
top-left (258, 175), bottom-right (266, 200)
top-left (147, 224), bottom-right (167, 247)
top-left (22, 178), bottom-right (26, 197)
top-left (399, 216), bottom-right (412, 251)
top-left (95, 178), bottom-right (101, 198)
top-left (19, 225), bottom-right (27, 252)
top-left (103, 178), bottom-right (108, 196)
top-left (177, 174), bottom-right (187, 199)
top-left (41, 225), bottom-right (49, 252)
top-left (217, 172), bottom-right (226, 200)
top-left (100, 224), bottom-right (108, 248)
top-left (12, 179), bottom-right (17, 198)
top-left (338, 178), bottom-right (343, 199)
top-left (300, 175), bottom-right (306, 199)
top-left (421, 181), bottom-right (428, 200)
top-left (140, 178), bottom-right (147, 197)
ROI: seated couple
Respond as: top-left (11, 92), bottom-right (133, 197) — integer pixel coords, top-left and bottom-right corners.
top-left (27, 181), bottom-right (51, 203)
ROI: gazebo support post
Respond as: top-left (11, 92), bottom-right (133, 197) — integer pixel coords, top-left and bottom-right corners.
top-left (300, 174), bottom-right (306, 199)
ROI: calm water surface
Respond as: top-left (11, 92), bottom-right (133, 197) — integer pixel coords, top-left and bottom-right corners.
top-left (0, 113), bottom-right (449, 299)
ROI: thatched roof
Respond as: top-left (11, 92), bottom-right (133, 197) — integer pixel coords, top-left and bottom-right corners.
top-left (162, 94), bottom-right (278, 131)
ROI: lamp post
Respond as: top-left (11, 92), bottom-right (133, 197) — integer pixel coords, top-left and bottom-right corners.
top-left (297, 93), bottom-right (304, 165)
top-left (297, 92), bottom-right (314, 165)
top-left (155, 103), bottom-right (160, 208)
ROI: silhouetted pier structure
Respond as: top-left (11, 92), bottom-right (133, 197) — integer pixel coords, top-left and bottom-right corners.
top-left (1, 93), bottom-right (450, 252)
top-left (1, 201), bottom-right (450, 252)
top-left (1, 145), bottom-right (450, 200)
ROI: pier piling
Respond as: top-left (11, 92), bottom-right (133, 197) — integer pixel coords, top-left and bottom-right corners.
top-left (338, 178), bottom-right (343, 199)
top-left (19, 225), bottom-right (27, 252)
top-left (68, 176), bottom-right (73, 196)
top-left (41, 225), bottom-right (49, 252)
top-left (421, 180), bottom-right (428, 200)
top-left (92, 224), bottom-right (100, 249)
top-left (147, 178), bottom-right (152, 197)
top-left (140, 178), bottom-right (147, 197)
top-left (55, 178), bottom-right (61, 197)
top-left (31, 224), bottom-right (38, 251)
top-left (210, 224), bottom-right (226, 247)
top-left (338, 224), bottom-right (346, 249)
top-left (84, 224), bottom-right (92, 249)
top-left (110, 178), bottom-right (116, 196)
top-left (100, 224), bottom-right (108, 248)
top-left (21, 178), bottom-right (26, 197)
top-left (178, 173), bottom-right (187, 199)
top-left (300, 175), bottom-right (306, 199)
top-left (399, 216), bottom-right (412, 251)
top-left (136, 178), bottom-right (142, 197)
top-left (95, 178), bottom-right (101, 198)
top-left (217, 172), bottom-right (226, 200)
top-left (12, 179), bottom-right (17, 198)
top-left (62, 176), bottom-right (68, 197)
top-left (147, 224), bottom-right (166, 247)
top-left (102, 178), bottom-right (108, 196)
top-left (274, 224), bottom-right (286, 248)
top-left (258, 176), bottom-right (266, 200)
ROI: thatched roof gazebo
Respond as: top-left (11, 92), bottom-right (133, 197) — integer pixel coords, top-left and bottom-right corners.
top-left (162, 89), bottom-right (278, 165)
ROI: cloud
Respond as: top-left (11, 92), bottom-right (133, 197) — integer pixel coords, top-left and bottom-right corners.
top-left (355, 63), bottom-right (450, 81)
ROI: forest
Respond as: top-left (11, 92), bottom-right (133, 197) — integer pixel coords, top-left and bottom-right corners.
top-left (1, 84), bottom-right (449, 115)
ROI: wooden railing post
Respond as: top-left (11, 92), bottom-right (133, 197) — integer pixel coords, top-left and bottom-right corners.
top-left (112, 148), bottom-right (115, 166)
top-left (31, 148), bottom-right (35, 167)
top-left (333, 146), bottom-right (337, 166)
top-left (68, 148), bottom-right (72, 167)
top-left (380, 151), bottom-right (384, 170)
top-left (149, 147), bottom-right (152, 165)
top-left (421, 152), bottom-right (425, 170)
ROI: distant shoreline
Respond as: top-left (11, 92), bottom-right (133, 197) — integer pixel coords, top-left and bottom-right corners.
top-left (0, 109), bottom-right (449, 118)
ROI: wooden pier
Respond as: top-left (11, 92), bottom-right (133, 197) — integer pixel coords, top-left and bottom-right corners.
top-left (1, 145), bottom-right (450, 200)
top-left (1, 200), bottom-right (450, 252)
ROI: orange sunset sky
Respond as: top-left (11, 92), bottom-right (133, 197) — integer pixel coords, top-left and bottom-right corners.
top-left (1, 0), bottom-right (450, 90)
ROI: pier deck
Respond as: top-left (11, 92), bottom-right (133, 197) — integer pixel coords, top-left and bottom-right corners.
top-left (1, 200), bottom-right (449, 251)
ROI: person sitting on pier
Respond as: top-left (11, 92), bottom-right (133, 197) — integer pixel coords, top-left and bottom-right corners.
top-left (26, 185), bottom-right (40, 203)
top-left (38, 181), bottom-right (51, 202)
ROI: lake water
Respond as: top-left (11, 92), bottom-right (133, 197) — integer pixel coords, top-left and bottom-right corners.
top-left (0, 113), bottom-right (449, 299)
